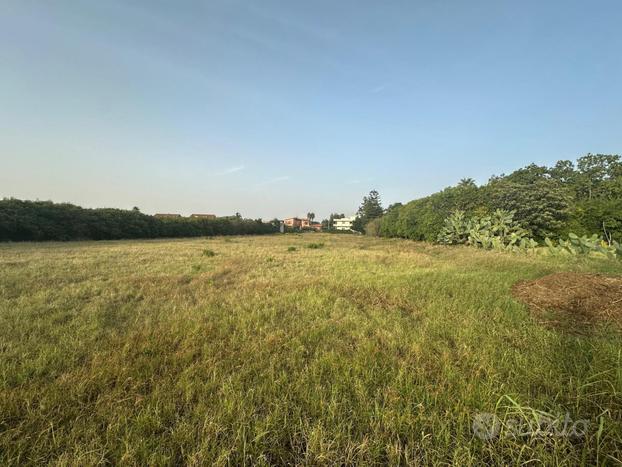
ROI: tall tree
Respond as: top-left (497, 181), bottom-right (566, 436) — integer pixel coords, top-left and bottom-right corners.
top-left (357, 190), bottom-right (383, 220)
top-left (576, 153), bottom-right (622, 200)
top-left (457, 178), bottom-right (477, 189)
top-left (354, 190), bottom-right (384, 232)
top-left (549, 160), bottom-right (576, 184)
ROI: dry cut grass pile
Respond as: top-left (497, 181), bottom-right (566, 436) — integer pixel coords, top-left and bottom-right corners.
top-left (513, 272), bottom-right (622, 331)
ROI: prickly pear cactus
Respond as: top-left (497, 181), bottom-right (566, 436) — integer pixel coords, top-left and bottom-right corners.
top-left (438, 212), bottom-right (621, 260)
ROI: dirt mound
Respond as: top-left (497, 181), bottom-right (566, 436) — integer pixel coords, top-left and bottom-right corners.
top-left (512, 272), bottom-right (622, 332)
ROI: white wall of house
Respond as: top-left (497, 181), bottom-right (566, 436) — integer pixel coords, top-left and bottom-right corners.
top-left (333, 216), bottom-right (356, 230)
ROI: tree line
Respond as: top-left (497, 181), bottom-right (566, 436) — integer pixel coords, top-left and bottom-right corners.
top-left (0, 199), bottom-right (278, 241)
top-left (357, 154), bottom-right (622, 242)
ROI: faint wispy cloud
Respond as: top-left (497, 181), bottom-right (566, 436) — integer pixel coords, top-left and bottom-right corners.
top-left (217, 165), bottom-right (246, 175)
top-left (370, 83), bottom-right (389, 94)
top-left (256, 175), bottom-right (290, 186)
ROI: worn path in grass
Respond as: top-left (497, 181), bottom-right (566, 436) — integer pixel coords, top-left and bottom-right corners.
top-left (1, 234), bottom-right (621, 465)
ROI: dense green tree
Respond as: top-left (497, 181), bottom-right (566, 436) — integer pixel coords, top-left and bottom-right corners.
top-left (549, 160), bottom-right (576, 184)
top-left (488, 180), bottom-right (571, 239)
top-left (376, 153), bottom-right (622, 243)
top-left (570, 198), bottom-right (622, 243)
top-left (0, 199), bottom-right (278, 242)
top-left (378, 181), bottom-right (488, 241)
top-left (357, 190), bottom-right (384, 221)
top-left (354, 190), bottom-right (384, 232)
top-left (576, 153), bottom-right (622, 200)
top-left (378, 203), bottom-right (402, 237)
top-left (503, 163), bottom-right (550, 184)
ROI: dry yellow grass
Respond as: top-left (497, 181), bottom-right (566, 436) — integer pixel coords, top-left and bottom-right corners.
top-left (1, 233), bottom-right (621, 465)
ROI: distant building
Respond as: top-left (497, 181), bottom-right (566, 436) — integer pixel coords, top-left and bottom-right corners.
top-left (154, 213), bottom-right (182, 219)
top-left (283, 217), bottom-right (322, 231)
top-left (283, 217), bottom-right (303, 228)
top-left (190, 214), bottom-right (216, 219)
top-left (333, 216), bottom-right (356, 231)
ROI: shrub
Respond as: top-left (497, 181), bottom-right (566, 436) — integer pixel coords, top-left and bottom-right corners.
top-left (437, 210), bottom-right (472, 245)
top-left (438, 210), bottom-right (537, 252)
top-left (545, 234), bottom-right (621, 259)
top-left (364, 218), bottom-right (382, 236)
top-left (287, 246), bottom-right (297, 252)
top-left (439, 210), bottom-right (621, 259)
top-left (306, 243), bottom-right (324, 249)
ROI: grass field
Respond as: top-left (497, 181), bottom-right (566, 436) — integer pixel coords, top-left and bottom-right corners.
top-left (1, 233), bottom-right (621, 465)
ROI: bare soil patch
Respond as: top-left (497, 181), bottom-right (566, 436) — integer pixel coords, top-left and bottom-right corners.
top-left (512, 272), bottom-right (622, 332)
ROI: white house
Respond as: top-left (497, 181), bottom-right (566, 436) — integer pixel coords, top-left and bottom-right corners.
top-left (333, 216), bottom-right (356, 231)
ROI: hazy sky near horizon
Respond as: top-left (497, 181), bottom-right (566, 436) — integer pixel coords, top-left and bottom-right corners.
top-left (1, 0), bottom-right (621, 219)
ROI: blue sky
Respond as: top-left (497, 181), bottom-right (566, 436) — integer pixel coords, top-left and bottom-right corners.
top-left (1, 0), bottom-right (621, 219)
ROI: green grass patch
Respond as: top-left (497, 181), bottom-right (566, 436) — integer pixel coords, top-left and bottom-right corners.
top-left (0, 233), bottom-right (621, 465)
